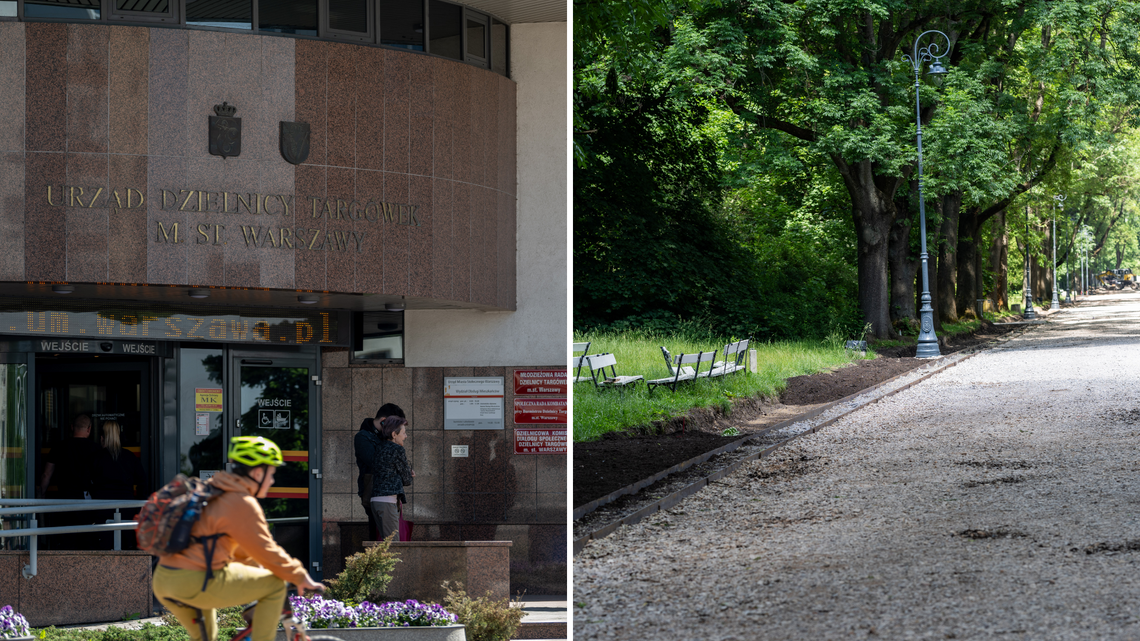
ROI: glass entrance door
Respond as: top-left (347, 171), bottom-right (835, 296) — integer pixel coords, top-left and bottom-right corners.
top-left (231, 356), bottom-right (320, 573)
top-left (177, 347), bottom-right (321, 575)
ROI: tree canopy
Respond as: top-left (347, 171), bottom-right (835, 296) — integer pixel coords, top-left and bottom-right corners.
top-left (575, 0), bottom-right (1140, 340)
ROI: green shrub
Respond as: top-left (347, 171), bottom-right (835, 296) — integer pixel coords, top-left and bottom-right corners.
top-left (325, 535), bottom-right (399, 604)
top-left (441, 582), bottom-right (526, 641)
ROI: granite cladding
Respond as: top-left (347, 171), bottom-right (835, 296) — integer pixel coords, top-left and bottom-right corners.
top-left (5, 22), bottom-right (515, 308)
top-left (321, 358), bottom-right (567, 594)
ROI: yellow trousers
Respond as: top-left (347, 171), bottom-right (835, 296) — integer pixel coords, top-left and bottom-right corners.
top-left (153, 563), bottom-right (286, 641)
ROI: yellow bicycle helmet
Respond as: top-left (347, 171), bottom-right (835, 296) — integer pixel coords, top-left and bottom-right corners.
top-left (228, 436), bottom-right (284, 467)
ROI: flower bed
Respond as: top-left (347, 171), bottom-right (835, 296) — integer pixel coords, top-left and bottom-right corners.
top-left (0, 605), bottom-right (31, 641)
top-left (290, 595), bottom-right (458, 629)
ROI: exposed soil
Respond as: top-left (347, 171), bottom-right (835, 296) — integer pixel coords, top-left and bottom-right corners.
top-left (573, 319), bottom-right (1025, 508)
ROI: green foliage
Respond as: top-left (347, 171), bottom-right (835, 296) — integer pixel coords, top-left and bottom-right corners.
top-left (441, 582), bottom-right (526, 641)
top-left (324, 536), bottom-right (399, 604)
top-left (35, 622), bottom-right (190, 641)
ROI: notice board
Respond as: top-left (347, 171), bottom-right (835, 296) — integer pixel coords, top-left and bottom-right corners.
top-left (443, 377), bottom-right (504, 429)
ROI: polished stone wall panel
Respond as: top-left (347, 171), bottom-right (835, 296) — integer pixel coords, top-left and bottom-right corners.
top-left (0, 24), bottom-right (25, 153)
top-left (295, 39), bottom-right (327, 167)
top-left (146, 155), bottom-right (189, 283)
top-left (355, 47), bottom-right (385, 171)
top-left (452, 181), bottom-right (471, 302)
top-left (65, 153), bottom-right (109, 282)
top-left (384, 49), bottom-right (411, 176)
top-left (431, 179), bottom-right (452, 301)
top-left (66, 24), bottom-right (109, 155)
top-left (0, 153), bottom-right (25, 280)
top-left (11, 26), bottom-right (514, 309)
top-left (325, 166), bottom-right (357, 292)
top-left (148, 28), bottom-right (189, 158)
top-left (107, 154), bottom-right (147, 282)
top-left (109, 27), bottom-right (149, 156)
top-left (25, 152), bottom-right (67, 281)
top-left (327, 43), bottom-right (357, 170)
top-left (26, 24), bottom-right (67, 153)
top-left (294, 163), bottom-right (327, 290)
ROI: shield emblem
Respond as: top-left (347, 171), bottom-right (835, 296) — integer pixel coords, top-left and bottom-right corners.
top-left (208, 102), bottom-right (241, 158)
top-left (280, 121), bottom-right (311, 165)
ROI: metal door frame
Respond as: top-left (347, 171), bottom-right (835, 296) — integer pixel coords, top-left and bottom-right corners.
top-left (226, 346), bottom-right (322, 579)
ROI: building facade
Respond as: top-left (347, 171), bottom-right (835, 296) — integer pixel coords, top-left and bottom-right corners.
top-left (0, 0), bottom-right (566, 595)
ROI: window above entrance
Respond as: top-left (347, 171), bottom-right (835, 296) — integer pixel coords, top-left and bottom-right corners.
top-left (0, 0), bottom-right (509, 76)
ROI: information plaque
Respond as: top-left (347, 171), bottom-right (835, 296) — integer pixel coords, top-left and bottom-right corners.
top-left (514, 429), bottom-right (567, 455)
top-left (443, 377), bottom-right (504, 430)
top-left (513, 398), bottom-right (567, 424)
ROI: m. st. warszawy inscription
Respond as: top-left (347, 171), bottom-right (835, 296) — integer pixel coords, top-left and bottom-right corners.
top-left (44, 185), bottom-right (421, 254)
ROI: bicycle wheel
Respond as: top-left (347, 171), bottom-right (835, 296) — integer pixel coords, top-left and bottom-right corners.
top-left (307, 635), bottom-right (345, 641)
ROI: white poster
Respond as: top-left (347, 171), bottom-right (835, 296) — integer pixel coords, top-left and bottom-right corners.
top-left (443, 377), bottom-right (504, 430)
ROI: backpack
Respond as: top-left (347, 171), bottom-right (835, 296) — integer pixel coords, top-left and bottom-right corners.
top-left (135, 474), bottom-right (226, 590)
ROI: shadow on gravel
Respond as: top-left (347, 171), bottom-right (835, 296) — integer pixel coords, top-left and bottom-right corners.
top-left (956, 528), bottom-right (1029, 540)
top-left (955, 460), bottom-right (1035, 469)
top-left (1084, 541), bottom-right (1140, 554)
top-left (962, 475), bottom-right (1028, 488)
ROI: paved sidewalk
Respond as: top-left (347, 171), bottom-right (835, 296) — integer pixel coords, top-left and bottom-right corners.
top-left (575, 292), bottom-right (1140, 640)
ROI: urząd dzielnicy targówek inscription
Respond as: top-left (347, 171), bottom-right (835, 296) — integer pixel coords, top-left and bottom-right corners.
top-left (43, 185), bottom-right (421, 254)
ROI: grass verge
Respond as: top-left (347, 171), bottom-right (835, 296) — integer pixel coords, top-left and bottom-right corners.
top-left (573, 330), bottom-right (868, 442)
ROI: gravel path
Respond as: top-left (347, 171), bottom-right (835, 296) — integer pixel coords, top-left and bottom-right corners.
top-left (573, 293), bottom-right (1140, 640)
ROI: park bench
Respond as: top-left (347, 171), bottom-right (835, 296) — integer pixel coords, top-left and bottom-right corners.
top-left (660, 347), bottom-right (696, 379)
top-left (706, 339), bottom-right (750, 378)
top-left (586, 352), bottom-right (643, 392)
top-left (572, 341), bottom-right (592, 383)
top-left (647, 350), bottom-right (717, 394)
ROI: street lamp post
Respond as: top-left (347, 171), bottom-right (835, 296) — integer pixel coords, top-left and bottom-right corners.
top-left (1052, 194), bottom-right (1064, 310)
top-left (1024, 204), bottom-right (1036, 319)
top-left (903, 30), bottom-right (950, 358)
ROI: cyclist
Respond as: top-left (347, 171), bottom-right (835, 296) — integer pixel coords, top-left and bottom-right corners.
top-left (152, 436), bottom-right (325, 641)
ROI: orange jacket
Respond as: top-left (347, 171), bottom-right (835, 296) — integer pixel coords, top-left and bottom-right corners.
top-left (156, 471), bottom-right (308, 585)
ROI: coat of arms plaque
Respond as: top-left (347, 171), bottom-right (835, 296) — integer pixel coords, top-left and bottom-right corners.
top-left (209, 102), bottom-right (241, 158)
top-left (279, 121), bottom-right (311, 165)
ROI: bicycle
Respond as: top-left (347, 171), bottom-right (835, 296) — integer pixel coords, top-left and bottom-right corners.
top-left (166, 586), bottom-right (341, 641)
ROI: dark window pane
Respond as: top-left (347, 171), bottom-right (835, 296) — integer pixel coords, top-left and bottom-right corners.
top-left (379, 0), bottom-right (424, 51)
top-left (466, 18), bottom-right (485, 59)
top-left (491, 20), bottom-right (507, 75)
top-left (259, 0), bottom-right (317, 35)
top-left (328, 0), bottom-right (367, 33)
top-left (429, 0), bottom-right (461, 60)
top-left (353, 312), bottom-right (404, 362)
top-left (187, 0), bottom-right (252, 29)
top-left (116, 0), bottom-right (169, 11)
top-left (24, 0), bottom-right (100, 19)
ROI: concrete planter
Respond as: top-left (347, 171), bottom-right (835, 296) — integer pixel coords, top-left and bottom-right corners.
top-left (277, 626), bottom-right (466, 641)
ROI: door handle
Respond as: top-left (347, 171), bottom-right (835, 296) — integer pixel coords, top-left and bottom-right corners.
top-left (241, 359), bottom-right (273, 365)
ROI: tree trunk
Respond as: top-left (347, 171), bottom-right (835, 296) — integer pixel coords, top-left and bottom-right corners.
top-left (936, 192), bottom-right (961, 323)
top-left (1117, 244), bottom-right (1124, 269)
top-left (990, 211), bottom-right (1008, 310)
top-left (834, 156), bottom-right (902, 339)
top-left (888, 216), bottom-right (919, 330)
top-left (956, 206), bottom-right (979, 318)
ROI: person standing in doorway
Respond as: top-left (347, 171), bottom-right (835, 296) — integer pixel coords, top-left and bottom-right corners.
top-left (92, 420), bottom-right (147, 549)
top-left (37, 414), bottom-right (99, 549)
top-left (354, 403), bottom-right (405, 540)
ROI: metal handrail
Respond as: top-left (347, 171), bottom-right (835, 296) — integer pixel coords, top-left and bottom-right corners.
top-left (0, 501), bottom-right (145, 516)
top-left (0, 499), bottom-right (146, 579)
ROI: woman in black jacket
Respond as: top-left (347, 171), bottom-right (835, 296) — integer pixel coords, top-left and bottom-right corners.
top-left (369, 416), bottom-right (414, 541)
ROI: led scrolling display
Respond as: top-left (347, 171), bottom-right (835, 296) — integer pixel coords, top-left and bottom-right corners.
top-left (2, 302), bottom-right (343, 346)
